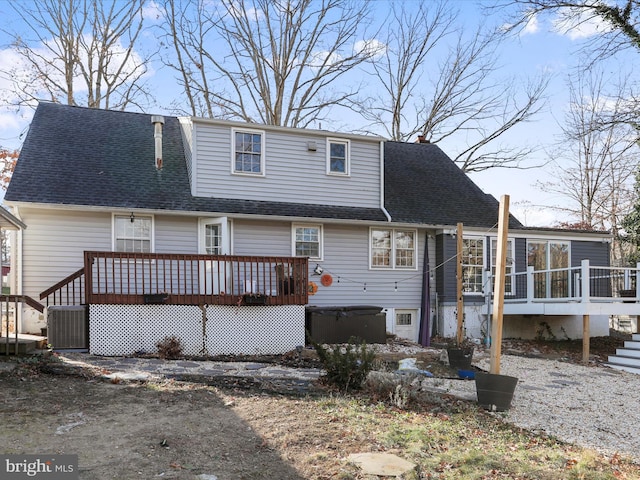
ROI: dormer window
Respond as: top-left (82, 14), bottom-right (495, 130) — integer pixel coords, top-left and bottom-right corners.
top-left (327, 138), bottom-right (350, 176)
top-left (232, 128), bottom-right (265, 175)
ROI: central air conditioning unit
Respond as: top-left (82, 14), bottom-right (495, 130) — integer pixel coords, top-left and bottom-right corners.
top-left (47, 305), bottom-right (89, 350)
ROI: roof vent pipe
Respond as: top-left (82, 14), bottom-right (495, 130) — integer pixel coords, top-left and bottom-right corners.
top-left (151, 115), bottom-right (165, 170)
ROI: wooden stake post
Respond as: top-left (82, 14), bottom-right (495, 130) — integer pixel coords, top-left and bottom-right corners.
top-left (490, 195), bottom-right (510, 375)
top-left (456, 222), bottom-right (464, 346)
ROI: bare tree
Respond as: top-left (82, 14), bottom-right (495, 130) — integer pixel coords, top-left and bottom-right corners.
top-left (501, 1), bottom-right (640, 62)
top-left (355, 1), bottom-right (547, 172)
top-left (2, 0), bottom-right (153, 110)
top-left (0, 148), bottom-right (18, 191)
top-left (537, 71), bottom-right (639, 261)
top-left (159, 0), bottom-right (375, 127)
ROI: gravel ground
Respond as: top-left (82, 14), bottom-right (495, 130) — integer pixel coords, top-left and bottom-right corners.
top-left (420, 352), bottom-right (640, 463)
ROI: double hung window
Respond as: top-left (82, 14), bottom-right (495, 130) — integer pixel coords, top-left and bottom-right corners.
top-left (293, 224), bottom-right (323, 260)
top-left (327, 139), bottom-right (350, 175)
top-left (462, 238), bottom-right (484, 294)
top-left (370, 229), bottom-right (416, 269)
top-left (233, 129), bottom-right (265, 175)
top-left (114, 215), bottom-right (152, 253)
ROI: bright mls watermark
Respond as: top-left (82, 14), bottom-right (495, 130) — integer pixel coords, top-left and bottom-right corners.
top-left (0, 455), bottom-right (78, 479)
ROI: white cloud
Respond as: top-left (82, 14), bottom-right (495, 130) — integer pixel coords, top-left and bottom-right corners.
top-left (142, 1), bottom-right (164, 22)
top-left (552, 7), bottom-right (612, 40)
top-left (226, 1), bottom-right (264, 22)
top-left (354, 39), bottom-right (387, 59)
top-left (308, 50), bottom-right (343, 68)
top-left (0, 112), bottom-right (22, 131)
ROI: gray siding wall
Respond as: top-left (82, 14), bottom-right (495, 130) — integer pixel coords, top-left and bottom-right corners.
top-left (438, 235), bottom-right (527, 305)
top-left (19, 208), bottom-right (200, 300)
top-left (233, 219), bottom-right (430, 309)
top-left (191, 121), bottom-right (381, 208)
top-left (21, 208), bottom-right (429, 313)
top-left (514, 238), bottom-right (527, 273)
top-left (436, 233), bottom-right (457, 304)
top-left (179, 118), bottom-right (194, 190)
top-left (571, 240), bottom-right (610, 267)
top-left (19, 208), bottom-right (111, 300)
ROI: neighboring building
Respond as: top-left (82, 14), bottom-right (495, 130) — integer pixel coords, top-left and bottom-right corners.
top-left (3, 101), bottom-right (623, 355)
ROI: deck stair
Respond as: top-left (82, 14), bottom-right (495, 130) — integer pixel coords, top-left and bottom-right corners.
top-left (608, 334), bottom-right (640, 375)
top-left (0, 334), bottom-right (48, 355)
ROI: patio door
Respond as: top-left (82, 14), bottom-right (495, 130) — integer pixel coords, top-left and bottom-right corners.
top-left (527, 240), bottom-right (569, 298)
top-left (199, 218), bottom-right (231, 295)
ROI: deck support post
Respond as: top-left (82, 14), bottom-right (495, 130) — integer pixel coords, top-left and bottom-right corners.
top-left (456, 223), bottom-right (464, 345)
top-left (489, 195), bottom-right (510, 375)
top-left (582, 314), bottom-right (590, 364)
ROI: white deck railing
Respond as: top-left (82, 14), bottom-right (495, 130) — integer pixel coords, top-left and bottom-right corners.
top-left (486, 260), bottom-right (640, 304)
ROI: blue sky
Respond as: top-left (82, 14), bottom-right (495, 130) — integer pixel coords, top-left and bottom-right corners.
top-left (0, 0), bottom-right (632, 227)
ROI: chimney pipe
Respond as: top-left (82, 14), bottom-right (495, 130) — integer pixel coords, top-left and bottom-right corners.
top-left (151, 115), bottom-right (165, 169)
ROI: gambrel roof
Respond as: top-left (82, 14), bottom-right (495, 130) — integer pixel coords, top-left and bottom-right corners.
top-left (5, 102), bottom-right (521, 229)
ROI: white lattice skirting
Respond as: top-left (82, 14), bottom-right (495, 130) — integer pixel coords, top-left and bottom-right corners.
top-left (89, 304), bottom-right (305, 356)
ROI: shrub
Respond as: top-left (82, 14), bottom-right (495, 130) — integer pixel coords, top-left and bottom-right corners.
top-left (310, 335), bottom-right (376, 391)
top-left (156, 336), bottom-right (183, 359)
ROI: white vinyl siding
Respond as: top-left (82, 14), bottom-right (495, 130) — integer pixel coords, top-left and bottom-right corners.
top-left (178, 117), bottom-right (194, 190)
top-left (232, 220), bottom-right (431, 309)
top-left (191, 120), bottom-right (380, 208)
top-left (19, 208), bottom-right (112, 301)
top-left (18, 208), bottom-right (200, 302)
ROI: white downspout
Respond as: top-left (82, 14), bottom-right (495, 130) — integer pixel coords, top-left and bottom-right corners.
top-left (379, 140), bottom-right (392, 222)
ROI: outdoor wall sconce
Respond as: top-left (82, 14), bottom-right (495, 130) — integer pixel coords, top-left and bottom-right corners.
top-left (130, 212), bottom-right (135, 223)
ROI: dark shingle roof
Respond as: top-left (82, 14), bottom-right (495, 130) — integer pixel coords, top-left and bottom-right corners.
top-left (384, 141), bottom-right (523, 229)
top-left (6, 103), bottom-right (522, 228)
top-left (5, 102), bottom-right (387, 222)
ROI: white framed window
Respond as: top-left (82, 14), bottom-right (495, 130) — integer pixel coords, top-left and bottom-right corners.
top-left (113, 214), bottom-right (153, 253)
top-left (232, 128), bottom-right (265, 175)
top-left (326, 138), bottom-right (350, 175)
top-left (490, 238), bottom-right (515, 295)
top-left (370, 228), bottom-right (417, 269)
top-left (292, 224), bottom-right (323, 260)
top-left (462, 237), bottom-right (484, 294)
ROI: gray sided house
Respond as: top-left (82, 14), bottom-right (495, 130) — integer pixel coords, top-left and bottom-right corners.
top-left (3, 102), bottom-right (622, 356)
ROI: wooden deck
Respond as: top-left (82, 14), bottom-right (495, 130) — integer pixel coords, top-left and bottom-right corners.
top-left (41, 252), bottom-right (309, 307)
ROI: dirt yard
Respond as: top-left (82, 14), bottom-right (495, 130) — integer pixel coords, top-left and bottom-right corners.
top-left (0, 336), bottom-right (638, 480)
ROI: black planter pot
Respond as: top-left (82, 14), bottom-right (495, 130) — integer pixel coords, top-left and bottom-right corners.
top-left (447, 347), bottom-right (474, 369)
top-left (475, 372), bottom-right (518, 411)
top-left (243, 294), bottom-right (267, 305)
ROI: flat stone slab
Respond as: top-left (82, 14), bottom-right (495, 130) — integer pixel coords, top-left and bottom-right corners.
top-left (348, 452), bottom-right (416, 477)
top-left (0, 362), bottom-right (17, 372)
top-left (104, 372), bottom-right (157, 382)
